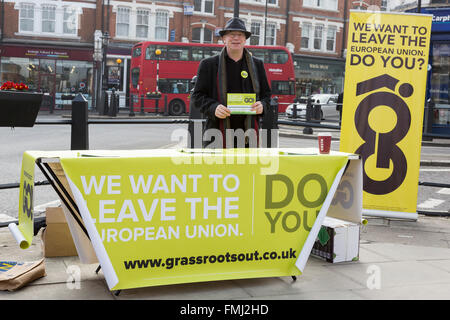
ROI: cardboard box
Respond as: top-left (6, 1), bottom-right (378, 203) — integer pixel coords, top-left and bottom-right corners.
top-left (42, 207), bottom-right (78, 257)
top-left (311, 216), bottom-right (360, 263)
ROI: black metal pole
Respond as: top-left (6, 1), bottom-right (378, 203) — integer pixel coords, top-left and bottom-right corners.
top-left (342, 0), bottom-right (348, 59)
top-left (0, 0), bottom-right (4, 44)
top-left (264, 0), bottom-right (268, 45)
top-left (284, 0), bottom-right (290, 46)
top-left (234, 0), bottom-right (239, 17)
top-left (140, 94), bottom-right (145, 115)
top-left (418, 0), bottom-right (421, 13)
top-left (106, 0), bottom-right (110, 33)
top-left (101, 0), bottom-right (104, 33)
top-left (71, 94), bottom-right (89, 150)
top-left (129, 93), bottom-right (135, 116)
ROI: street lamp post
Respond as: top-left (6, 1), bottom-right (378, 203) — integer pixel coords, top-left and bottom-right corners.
top-left (264, 0), bottom-right (268, 45)
top-left (101, 31), bottom-right (110, 115)
top-left (155, 49), bottom-right (161, 93)
top-left (93, 30), bottom-right (103, 112)
top-left (155, 49), bottom-right (161, 113)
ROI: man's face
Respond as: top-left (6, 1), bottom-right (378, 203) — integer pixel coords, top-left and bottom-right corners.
top-left (222, 31), bottom-right (246, 52)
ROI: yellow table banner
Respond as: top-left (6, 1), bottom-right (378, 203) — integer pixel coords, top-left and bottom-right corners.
top-left (340, 11), bottom-right (432, 217)
top-left (12, 149), bottom-right (361, 291)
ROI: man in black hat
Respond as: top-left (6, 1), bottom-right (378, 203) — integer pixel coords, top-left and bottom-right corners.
top-left (191, 17), bottom-right (272, 148)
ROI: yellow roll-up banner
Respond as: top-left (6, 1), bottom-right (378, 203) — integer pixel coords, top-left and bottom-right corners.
top-left (340, 11), bottom-right (432, 215)
top-left (12, 152), bottom-right (37, 249)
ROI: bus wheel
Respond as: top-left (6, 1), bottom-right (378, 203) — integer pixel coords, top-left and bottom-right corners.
top-left (169, 99), bottom-right (185, 116)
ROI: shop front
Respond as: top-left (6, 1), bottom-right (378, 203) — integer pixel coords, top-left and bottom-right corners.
top-left (0, 45), bottom-right (94, 111)
top-left (105, 46), bottom-right (132, 109)
top-left (420, 7), bottom-right (450, 135)
top-left (293, 55), bottom-right (345, 98)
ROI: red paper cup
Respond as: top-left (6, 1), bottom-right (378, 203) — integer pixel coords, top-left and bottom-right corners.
top-left (318, 133), bottom-right (332, 154)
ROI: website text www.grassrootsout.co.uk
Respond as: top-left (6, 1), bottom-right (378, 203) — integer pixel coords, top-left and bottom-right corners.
top-left (123, 248), bottom-right (297, 270)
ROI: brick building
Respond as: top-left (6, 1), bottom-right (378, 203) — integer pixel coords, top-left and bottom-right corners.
top-left (0, 0), bottom-right (385, 110)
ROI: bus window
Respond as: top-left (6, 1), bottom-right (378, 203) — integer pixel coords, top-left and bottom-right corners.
top-left (192, 48), bottom-right (204, 61)
top-left (270, 51), bottom-right (288, 64)
top-left (158, 79), bottom-right (190, 94)
top-left (272, 81), bottom-right (294, 95)
top-left (146, 45), bottom-right (167, 60)
top-left (158, 79), bottom-right (170, 93)
top-left (210, 48), bottom-right (222, 56)
top-left (175, 81), bottom-right (188, 93)
top-left (132, 46), bottom-right (142, 57)
top-left (248, 48), bottom-right (268, 63)
top-left (131, 68), bottom-right (140, 88)
top-left (203, 48), bottom-right (214, 59)
top-left (168, 46), bottom-right (189, 61)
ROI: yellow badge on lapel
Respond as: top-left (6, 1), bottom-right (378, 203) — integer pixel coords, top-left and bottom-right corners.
top-left (241, 71), bottom-right (248, 79)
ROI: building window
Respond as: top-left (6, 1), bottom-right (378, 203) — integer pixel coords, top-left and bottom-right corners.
top-left (304, 0), bottom-right (337, 10)
top-left (245, 0), bottom-right (277, 4)
top-left (301, 23), bottom-right (311, 49)
top-left (250, 21), bottom-right (262, 45)
top-left (194, 0), bottom-right (214, 14)
top-left (63, 7), bottom-right (77, 35)
top-left (265, 23), bottom-right (276, 46)
top-left (42, 5), bottom-right (56, 33)
top-left (136, 9), bottom-right (149, 38)
top-left (430, 0), bottom-right (449, 4)
top-left (155, 11), bottom-right (168, 40)
top-left (314, 25), bottom-right (323, 50)
top-left (116, 7), bottom-right (130, 37)
top-left (19, 3), bottom-right (34, 32)
top-left (192, 27), bottom-right (213, 43)
top-left (326, 26), bottom-right (336, 52)
top-left (0, 57), bottom-right (39, 91)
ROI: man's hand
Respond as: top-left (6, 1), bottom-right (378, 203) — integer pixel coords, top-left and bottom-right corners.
top-left (251, 101), bottom-right (264, 115)
top-left (215, 104), bottom-right (231, 119)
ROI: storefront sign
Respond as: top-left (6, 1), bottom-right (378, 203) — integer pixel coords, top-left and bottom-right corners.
top-left (1, 45), bottom-right (93, 61)
top-left (184, 5), bottom-right (194, 15)
top-left (12, 149), bottom-right (361, 291)
top-left (340, 11), bottom-right (432, 219)
top-left (421, 8), bottom-right (450, 32)
top-left (309, 64), bottom-right (329, 70)
top-left (25, 49), bottom-right (69, 59)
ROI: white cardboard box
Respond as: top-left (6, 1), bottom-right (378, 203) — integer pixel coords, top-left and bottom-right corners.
top-left (311, 216), bottom-right (360, 263)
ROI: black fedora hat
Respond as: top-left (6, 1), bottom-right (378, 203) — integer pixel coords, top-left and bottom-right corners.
top-left (219, 18), bottom-right (251, 39)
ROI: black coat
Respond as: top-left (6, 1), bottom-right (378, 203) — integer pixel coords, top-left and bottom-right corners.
top-left (191, 47), bottom-right (272, 147)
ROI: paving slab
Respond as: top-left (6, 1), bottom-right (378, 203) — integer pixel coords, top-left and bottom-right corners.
top-left (114, 279), bottom-right (252, 300)
top-left (0, 280), bottom-right (113, 300)
top-left (2, 217), bottom-right (450, 300)
top-left (354, 282), bottom-right (450, 300)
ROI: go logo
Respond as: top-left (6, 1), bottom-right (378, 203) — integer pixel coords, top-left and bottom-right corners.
top-left (243, 97), bottom-right (255, 103)
top-left (332, 180), bottom-right (353, 209)
top-left (22, 180), bottom-right (33, 219)
top-left (354, 74), bottom-right (412, 195)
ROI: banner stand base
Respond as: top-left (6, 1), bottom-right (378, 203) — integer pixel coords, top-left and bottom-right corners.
top-left (362, 209), bottom-right (418, 221)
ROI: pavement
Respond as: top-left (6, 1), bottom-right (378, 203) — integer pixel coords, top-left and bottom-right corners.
top-left (1, 215), bottom-right (450, 301)
top-left (1, 111), bottom-right (449, 303)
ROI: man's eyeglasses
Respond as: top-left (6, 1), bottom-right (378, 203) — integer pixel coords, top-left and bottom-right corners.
top-left (225, 32), bottom-right (246, 38)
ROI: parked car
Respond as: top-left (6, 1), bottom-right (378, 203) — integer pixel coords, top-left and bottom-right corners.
top-left (286, 94), bottom-right (339, 120)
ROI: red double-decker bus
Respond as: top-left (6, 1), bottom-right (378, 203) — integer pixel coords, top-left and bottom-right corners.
top-left (130, 41), bottom-right (296, 115)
